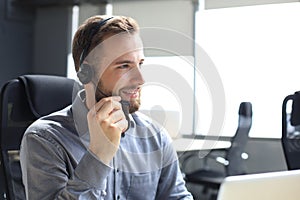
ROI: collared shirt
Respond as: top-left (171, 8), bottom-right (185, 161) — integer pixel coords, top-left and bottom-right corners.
top-left (20, 90), bottom-right (193, 200)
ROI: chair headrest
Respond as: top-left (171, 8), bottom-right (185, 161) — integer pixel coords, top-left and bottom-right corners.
top-left (19, 75), bottom-right (76, 118)
top-left (239, 102), bottom-right (252, 117)
top-left (291, 91), bottom-right (300, 126)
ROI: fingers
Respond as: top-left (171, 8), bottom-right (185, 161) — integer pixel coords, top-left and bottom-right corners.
top-left (94, 96), bottom-right (122, 116)
top-left (110, 109), bottom-right (129, 132)
top-left (114, 117), bottom-right (129, 133)
top-left (108, 109), bottom-right (125, 124)
top-left (88, 95), bottom-right (127, 135)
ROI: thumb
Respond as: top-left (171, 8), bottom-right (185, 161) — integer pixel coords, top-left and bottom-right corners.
top-left (84, 82), bottom-right (96, 109)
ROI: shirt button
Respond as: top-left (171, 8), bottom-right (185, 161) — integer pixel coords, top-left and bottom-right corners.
top-left (116, 168), bottom-right (119, 173)
top-left (117, 195), bottom-right (120, 199)
top-left (101, 190), bottom-right (106, 196)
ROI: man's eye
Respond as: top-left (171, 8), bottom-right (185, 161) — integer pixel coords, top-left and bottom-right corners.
top-left (118, 64), bottom-right (129, 69)
top-left (139, 62), bottom-right (143, 69)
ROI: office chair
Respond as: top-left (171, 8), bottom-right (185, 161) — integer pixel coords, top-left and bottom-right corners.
top-left (0, 75), bottom-right (76, 200)
top-left (282, 91), bottom-right (300, 170)
top-left (183, 102), bottom-right (252, 199)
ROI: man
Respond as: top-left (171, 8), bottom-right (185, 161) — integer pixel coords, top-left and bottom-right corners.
top-left (20, 15), bottom-right (193, 199)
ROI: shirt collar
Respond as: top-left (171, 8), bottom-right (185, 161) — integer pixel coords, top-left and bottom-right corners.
top-left (72, 89), bottom-right (89, 140)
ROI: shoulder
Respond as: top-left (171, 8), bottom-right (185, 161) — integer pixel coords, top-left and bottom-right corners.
top-left (23, 105), bottom-right (75, 140)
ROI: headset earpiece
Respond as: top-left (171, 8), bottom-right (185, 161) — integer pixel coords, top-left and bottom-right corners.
top-left (77, 63), bottom-right (94, 84)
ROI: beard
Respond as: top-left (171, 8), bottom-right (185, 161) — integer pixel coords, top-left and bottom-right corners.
top-left (95, 81), bottom-right (141, 114)
top-left (128, 94), bottom-right (141, 113)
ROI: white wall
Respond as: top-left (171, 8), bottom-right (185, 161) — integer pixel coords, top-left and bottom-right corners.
top-left (112, 0), bottom-right (196, 57)
top-left (205, 0), bottom-right (299, 9)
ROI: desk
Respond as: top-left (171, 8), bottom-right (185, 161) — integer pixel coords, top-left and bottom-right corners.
top-left (172, 138), bottom-right (231, 152)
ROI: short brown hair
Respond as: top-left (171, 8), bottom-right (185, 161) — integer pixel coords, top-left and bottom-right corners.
top-left (72, 15), bottom-right (139, 72)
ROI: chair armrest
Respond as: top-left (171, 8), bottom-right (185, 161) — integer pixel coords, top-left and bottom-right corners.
top-left (205, 151), bottom-right (249, 167)
top-left (215, 156), bottom-right (229, 166)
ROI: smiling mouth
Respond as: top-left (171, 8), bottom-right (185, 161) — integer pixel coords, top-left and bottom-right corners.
top-left (121, 88), bottom-right (140, 99)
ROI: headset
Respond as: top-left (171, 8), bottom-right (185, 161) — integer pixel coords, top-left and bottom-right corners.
top-left (76, 16), bottom-right (130, 135)
top-left (77, 17), bottom-right (113, 85)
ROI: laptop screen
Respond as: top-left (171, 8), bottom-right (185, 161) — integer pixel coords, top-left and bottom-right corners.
top-left (217, 169), bottom-right (300, 200)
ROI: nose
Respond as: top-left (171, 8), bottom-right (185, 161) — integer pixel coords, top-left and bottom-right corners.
top-left (130, 66), bottom-right (145, 86)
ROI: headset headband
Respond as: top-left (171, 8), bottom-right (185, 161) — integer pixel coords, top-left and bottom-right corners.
top-left (79, 16), bottom-right (114, 66)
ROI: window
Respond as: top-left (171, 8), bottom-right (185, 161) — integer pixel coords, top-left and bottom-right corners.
top-left (195, 2), bottom-right (300, 138)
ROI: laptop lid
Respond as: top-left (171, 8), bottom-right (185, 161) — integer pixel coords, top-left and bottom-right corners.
top-left (217, 169), bottom-right (300, 200)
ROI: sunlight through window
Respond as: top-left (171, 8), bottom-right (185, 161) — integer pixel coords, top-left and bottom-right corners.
top-left (195, 2), bottom-right (300, 138)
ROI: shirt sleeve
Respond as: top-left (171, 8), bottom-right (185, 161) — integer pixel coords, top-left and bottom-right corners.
top-left (20, 131), bottom-right (112, 200)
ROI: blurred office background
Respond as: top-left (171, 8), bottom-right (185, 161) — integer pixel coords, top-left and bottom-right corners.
top-left (1, 0), bottom-right (300, 198)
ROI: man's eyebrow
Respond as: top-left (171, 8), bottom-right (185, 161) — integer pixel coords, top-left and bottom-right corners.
top-left (114, 60), bottom-right (134, 65)
top-left (114, 59), bottom-right (144, 65)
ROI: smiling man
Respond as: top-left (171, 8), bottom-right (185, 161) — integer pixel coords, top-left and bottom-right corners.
top-left (20, 15), bottom-right (193, 200)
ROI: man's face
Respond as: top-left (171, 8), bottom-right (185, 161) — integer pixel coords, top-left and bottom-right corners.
top-left (93, 33), bottom-right (145, 113)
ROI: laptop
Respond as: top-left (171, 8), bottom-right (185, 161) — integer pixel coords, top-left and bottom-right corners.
top-left (217, 169), bottom-right (300, 200)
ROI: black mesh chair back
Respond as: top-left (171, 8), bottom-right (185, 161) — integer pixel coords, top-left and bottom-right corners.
top-left (282, 91), bottom-right (300, 170)
top-left (183, 102), bottom-right (252, 199)
top-left (0, 75), bottom-right (76, 200)
top-left (226, 102), bottom-right (252, 176)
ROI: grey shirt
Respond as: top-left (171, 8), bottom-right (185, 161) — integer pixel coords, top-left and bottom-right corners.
top-left (20, 90), bottom-right (193, 200)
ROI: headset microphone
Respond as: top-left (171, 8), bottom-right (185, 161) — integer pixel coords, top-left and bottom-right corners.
top-left (120, 100), bottom-right (130, 137)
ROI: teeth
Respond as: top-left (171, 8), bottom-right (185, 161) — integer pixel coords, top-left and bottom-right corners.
top-left (124, 90), bottom-right (137, 94)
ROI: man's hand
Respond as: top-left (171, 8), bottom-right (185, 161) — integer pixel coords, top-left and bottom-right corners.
top-left (85, 83), bottom-right (128, 165)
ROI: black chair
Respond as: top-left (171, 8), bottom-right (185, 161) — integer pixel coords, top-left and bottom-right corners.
top-left (282, 91), bottom-right (300, 170)
top-left (0, 75), bottom-right (76, 200)
top-left (183, 102), bottom-right (252, 199)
